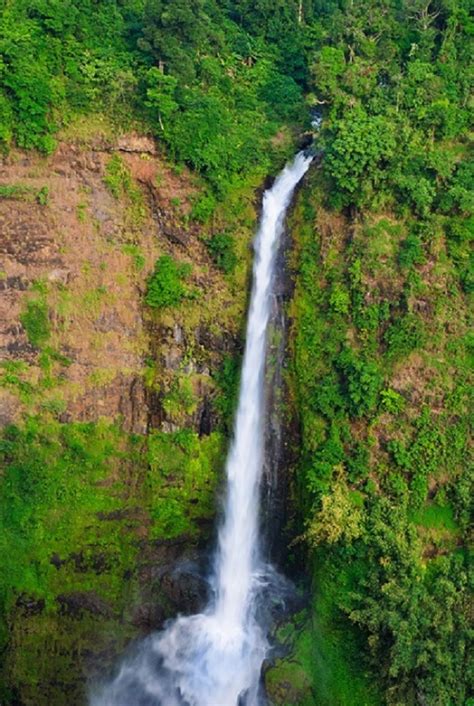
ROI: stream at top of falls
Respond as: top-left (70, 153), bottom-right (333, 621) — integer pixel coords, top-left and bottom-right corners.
top-left (91, 150), bottom-right (313, 706)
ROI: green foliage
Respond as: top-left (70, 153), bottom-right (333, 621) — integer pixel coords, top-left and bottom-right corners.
top-left (121, 244), bottom-right (145, 271)
top-left (212, 354), bottom-right (241, 431)
top-left (337, 349), bottom-right (383, 417)
top-left (20, 300), bottom-right (50, 348)
top-left (104, 155), bottom-right (140, 201)
top-left (206, 232), bottom-right (237, 274)
top-left (0, 184), bottom-right (49, 204)
top-left (380, 388), bottom-right (405, 415)
top-left (258, 71), bottom-right (303, 122)
top-left (306, 473), bottom-right (363, 546)
top-left (0, 415), bottom-right (224, 700)
top-left (162, 374), bottom-right (197, 422)
top-left (329, 283), bottom-right (350, 315)
top-left (309, 0), bottom-right (472, 221)
top-left (325, 108), bottom-right (396, 204)
top-left (0, 0), bottom-right (307, 182)
top-left (398, 233), bottom-right (425, 269)
top-left (145, 255), bottom-right (191, 309)
top-left (384, 312), bottom-right (426, 361)
top-left (0, 418), bottom-right (129, 607)
top-left (290, 130), bottom-right (471, 703)
top-left (345, 502), bottom-right (470, 706)
top-left (145, 68), bottom-right (179, 132)
top-left (146, 429), bottom-right (224, 538)
top-left (0, 0), bottom-right (140, 152)
top-left (191, 192), bottom-right (217, 223)
top-left (411, 502), bottom-right (458, 532)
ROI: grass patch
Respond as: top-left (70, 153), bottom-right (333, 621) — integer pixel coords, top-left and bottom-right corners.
top-left (122, 243), bottom-right (145, 271)
top-left (0, 184), bottom-right (49, 205)
top-left (307, 557), bottom-right (382, 706)
top-left (20, 300), bottom-right (50, 348)
top-left (411, 502), bottom-right (458, 531)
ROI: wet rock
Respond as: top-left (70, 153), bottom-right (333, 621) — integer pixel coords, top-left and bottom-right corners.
top-left (57, 592), bottom-right (113, 619)
top-left (159, 562), bottom-right (209, 615)
top-left (163, 345), bottom-right (183, 370)
top-left (198, 396), bottom-right (213, 436)
top-left (131, 602), bottom-right (167, 631)
top-left (50, 553), bottom-right (67, 570)
top-left (15, 594), bottom-right (45, 616)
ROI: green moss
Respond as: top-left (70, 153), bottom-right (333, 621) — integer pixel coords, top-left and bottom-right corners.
top-left (266, 565), bottom-right (381, 706)
top-left (147, 429), bottom-right (224, 539)
top-left (206, 232), bottom-right (237, 274)
top-left (212, 354), bottom-right (241, 432)
top-left (265, 654), bottom-right (314, 706)
top-left (410, 503), bottom-right (458, 532)
top-left (20, 299), bottom-right (50, 348)
top-left (122, 243), bottom-right (145, 271)
top-left (0, 184), bottom-right (49, 204)
top-left (0, 412), bottom-right (224, 703)
top-left (306, 559), bottom-right (382, 706)
top-left (162, 374), bottom-right (197, 423)
top-left (145, 255), bottom-right (192, 309)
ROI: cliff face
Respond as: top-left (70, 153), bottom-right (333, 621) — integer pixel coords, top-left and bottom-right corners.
top-left (0, 132), bottom-right (255, 704)
top-left (265, 166), bottom-right (471, 706)
top-left (1, 137), bottom-right (154, 432)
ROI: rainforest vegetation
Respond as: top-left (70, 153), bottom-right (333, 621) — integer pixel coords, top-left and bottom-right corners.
top-left (0, 0), bottom-right (472, 705)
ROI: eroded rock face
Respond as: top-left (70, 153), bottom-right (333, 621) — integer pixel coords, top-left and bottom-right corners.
top-left (0, 144), bottom-right (153, 431)
top-left (0, 136), bottom-right (253, 704)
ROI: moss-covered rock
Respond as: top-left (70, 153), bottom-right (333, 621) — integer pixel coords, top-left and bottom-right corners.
top-left (0, 132), bottom-right (260, 704)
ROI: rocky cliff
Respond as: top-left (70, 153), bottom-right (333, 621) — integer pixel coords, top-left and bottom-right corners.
top-left (0, 130), bottom-right (257, 704)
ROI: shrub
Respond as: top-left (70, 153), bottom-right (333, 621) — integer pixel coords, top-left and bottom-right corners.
top-left (329, 283), bottom-right (350, 315)
top-left (325, 108), bottom-right (396, 203)
top-left (384, 313), bottom-right (426, 361)
top-left (337, 349), bottom-right (383, 417)
top-left (145, 255), bottom-right (191, 309)
top-left (191, 193), bottom-right (217, 223)
top-left (20, 300), bottom-right (50, 348)
top-left (398, 234), bottom-right (425, 269)
top-left (213, 354), bottom-right (240, 430)
top-left (380, 388), bottom-right (406, 414)
top-left (207, 232), bottom-right (237, 274)
top-left (0, 184), bottom-right (49, 203)
top-left (104, 155), bottom-right (138, 200)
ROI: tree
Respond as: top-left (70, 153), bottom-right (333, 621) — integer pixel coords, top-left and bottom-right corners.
top-left (325, 107), bottom-right (397, 204)
top-left (145, 68), bottom-right (178, 132)
top-left (306, 471), bottom-right (363, 545)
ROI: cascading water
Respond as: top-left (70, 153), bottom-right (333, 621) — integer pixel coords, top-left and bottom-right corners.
top-left (92, 151), bottom-right (312, 706)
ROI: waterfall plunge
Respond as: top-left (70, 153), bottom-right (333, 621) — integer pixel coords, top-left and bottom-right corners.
top-left (92, 151), bottom-right (312, 706)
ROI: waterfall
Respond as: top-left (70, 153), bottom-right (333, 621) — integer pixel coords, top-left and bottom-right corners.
top-left (92, 151), bottom-right (312, 706)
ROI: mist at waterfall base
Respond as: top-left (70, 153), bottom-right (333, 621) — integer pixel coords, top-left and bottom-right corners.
top-left (91, 152), bottom-right (313, 706)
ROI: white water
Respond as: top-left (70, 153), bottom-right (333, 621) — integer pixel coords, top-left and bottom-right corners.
top-left (92, 151), bottom-right (312, 706)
